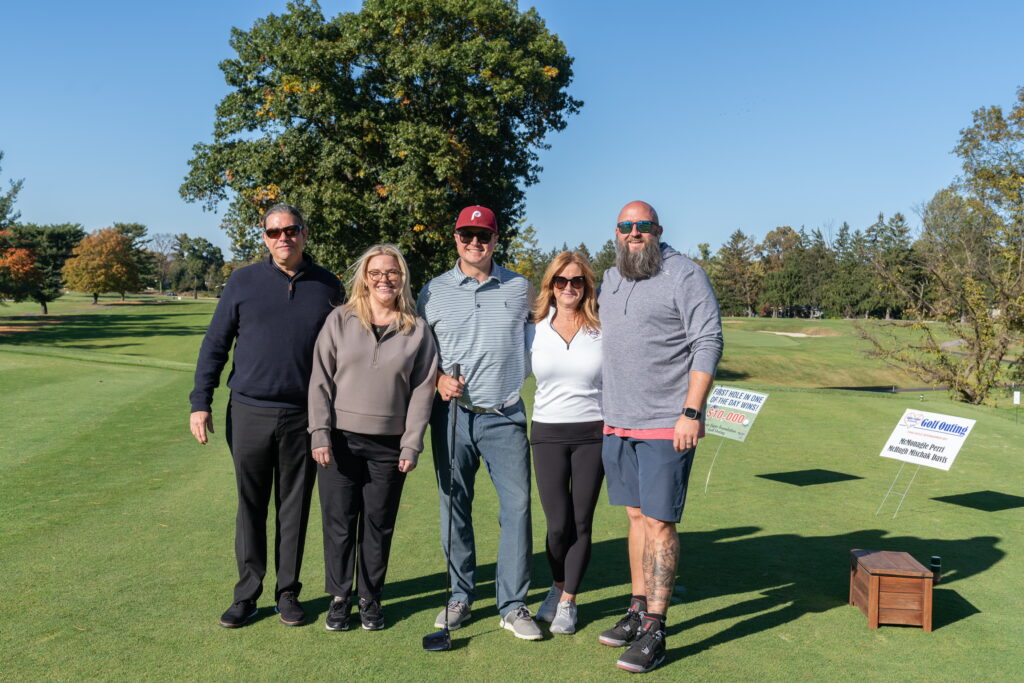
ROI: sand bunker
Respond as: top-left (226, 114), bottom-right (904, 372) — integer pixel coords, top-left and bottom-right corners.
top-left (758, 330), bottom-right (828, 338)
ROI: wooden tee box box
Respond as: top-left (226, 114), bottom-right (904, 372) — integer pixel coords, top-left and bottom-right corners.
top-left (849, 549), bottom-right (933, 631)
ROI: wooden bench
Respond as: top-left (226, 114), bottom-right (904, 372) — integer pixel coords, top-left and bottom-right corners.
top-left (849, 549), bottom-right (933, 631)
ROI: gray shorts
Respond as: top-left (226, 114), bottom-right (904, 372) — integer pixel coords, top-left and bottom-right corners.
top-left (601, 434), bottom-right (694, 523)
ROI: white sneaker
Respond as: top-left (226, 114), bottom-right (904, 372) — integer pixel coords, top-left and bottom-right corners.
top-left (535, 584), bottom-right (562, 623)
top-left (550, 600), bottom-right (577, 634)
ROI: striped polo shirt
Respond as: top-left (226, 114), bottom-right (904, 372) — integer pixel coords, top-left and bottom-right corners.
top-left (417, 261), bottom-right (531, 409)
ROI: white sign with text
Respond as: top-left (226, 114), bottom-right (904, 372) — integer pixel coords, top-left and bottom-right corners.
top-left (879, 409), bottom-right (975, 471)
top-left (705, 386), bottom-right (769, 442)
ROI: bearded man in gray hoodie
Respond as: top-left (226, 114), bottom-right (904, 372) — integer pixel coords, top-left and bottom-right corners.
top-left (596, 201), bottom-right (723, 673)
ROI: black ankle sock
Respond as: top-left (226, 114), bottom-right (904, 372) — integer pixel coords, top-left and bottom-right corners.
top-left (642, 613), bottom-right (665, 630)
top-left (630, 595), bottom-right (647, 612)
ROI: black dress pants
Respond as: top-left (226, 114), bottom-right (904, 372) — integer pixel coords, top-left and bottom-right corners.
top-left (226, 401), bottom-right (317, 603)
top-left (318, 430), bottom-right (407, 602)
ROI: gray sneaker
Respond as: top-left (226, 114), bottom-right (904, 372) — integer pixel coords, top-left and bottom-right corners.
top-left (550, 600), bottom-right (577, 634)
top-left (434, 600), bottom-right (471, 630)
top-left (500, 606), bottom-right (543, 640)
top-left (535, 584), bottom-right (562, 623)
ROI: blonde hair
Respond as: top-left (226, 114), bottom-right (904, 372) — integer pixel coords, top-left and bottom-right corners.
top-left (532, 250), bottom-right (600, 331)
top-left (344, 244), bottom-right (418, 334)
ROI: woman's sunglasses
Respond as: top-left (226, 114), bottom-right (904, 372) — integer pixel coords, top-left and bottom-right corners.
top-left (552, 275), bottom-right (585, 290)
top-left (264, 225), bottom-right (303, 239)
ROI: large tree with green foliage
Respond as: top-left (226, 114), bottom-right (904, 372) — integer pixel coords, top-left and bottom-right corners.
top-left (712, 229), bottom-right (761, 316)
top-left (180, 0), bottom-right (581, 287)
top-left (174, 235), bottom-right (225, 298)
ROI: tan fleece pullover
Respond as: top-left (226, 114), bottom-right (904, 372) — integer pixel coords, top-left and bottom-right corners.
top-left (308, 307), bottom-right (439, 463)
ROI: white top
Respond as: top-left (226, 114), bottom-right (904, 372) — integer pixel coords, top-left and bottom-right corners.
top-left (527, 310), bottom-right (603, 423)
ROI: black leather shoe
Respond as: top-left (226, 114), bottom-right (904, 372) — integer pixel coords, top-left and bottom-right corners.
top-left (276, 591), bottom-right (305, 626)
top-left (219, 600), bottom-right (257, 628)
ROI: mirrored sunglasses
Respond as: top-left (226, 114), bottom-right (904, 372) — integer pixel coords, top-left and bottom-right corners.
top-left (616, 220), bottom-right (658, 234)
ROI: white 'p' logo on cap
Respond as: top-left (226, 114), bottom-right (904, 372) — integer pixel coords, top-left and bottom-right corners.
top-left (471, 210), bottom-right (481, 220)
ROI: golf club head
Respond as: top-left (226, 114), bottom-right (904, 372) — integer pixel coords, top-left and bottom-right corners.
top-left (422, 628), bottom-right (451, 651)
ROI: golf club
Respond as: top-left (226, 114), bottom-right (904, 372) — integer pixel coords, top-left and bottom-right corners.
top-left (423, 363), bottom-right (460, 652)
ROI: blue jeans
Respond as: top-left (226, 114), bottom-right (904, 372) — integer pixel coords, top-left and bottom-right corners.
top-left (430, 396), bottom-right (532, 617)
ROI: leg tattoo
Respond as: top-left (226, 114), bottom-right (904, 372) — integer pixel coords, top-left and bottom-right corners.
top-left (642, 523), bottom-right (679, 616)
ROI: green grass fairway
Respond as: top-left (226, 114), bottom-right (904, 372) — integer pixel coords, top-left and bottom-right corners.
top-left (2, 300), bottom-right (1021, 680)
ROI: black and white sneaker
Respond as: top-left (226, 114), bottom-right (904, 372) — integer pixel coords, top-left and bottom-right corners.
top-left (325, 596), bottom-right (351, 631)
top-left (359, 598), bottom-right (384, 631)
top-left (219, 599), bottom-right (257, 628)
top-left (276, 591), bottom-right (305, 626)
top-left (615, 623), bottom-right (666, 673)
top-left (598, 608), bottom-right (643, 647)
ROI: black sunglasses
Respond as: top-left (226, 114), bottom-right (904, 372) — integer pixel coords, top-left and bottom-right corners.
top-left (456, 228), bottom-right (494, 244)
top-left (552, 275), bottom-right (586, 290)
top-left (264, 225), bottom-right (303, 239)
top-left (616, 220), bottom-right (658, 234)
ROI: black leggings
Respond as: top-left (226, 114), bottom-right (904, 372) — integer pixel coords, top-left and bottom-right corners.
top-left (531, 421), bottom-right (605, 595)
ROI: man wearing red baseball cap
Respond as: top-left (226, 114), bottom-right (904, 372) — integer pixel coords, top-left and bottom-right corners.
top-left (417, 205), bottom-right (540, 640)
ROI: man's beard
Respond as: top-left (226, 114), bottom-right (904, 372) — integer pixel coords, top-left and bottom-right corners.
top-left (615, 237), bottom-right (662, 280)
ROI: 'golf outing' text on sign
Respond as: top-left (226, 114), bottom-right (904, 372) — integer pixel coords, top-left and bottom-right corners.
top-left (705, 386), bottom-right (769, 442)
top-left (879, 409), bottom-right (975, 471)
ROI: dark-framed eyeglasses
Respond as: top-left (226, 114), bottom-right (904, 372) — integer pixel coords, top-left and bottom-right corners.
top-left (264, 225), bottom-right (303, 239)
top-left (368, 269), bottom-right (403, 281)
top-left (456, 228), bottom-right (494, 244)
top-left (616, 220), bottom-right (659, 234)
top-left (552, 275), bottom-right (586, 290)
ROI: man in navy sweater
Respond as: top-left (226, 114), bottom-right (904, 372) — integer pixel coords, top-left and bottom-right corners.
top-left (189, 204), bottom-right (342, 628)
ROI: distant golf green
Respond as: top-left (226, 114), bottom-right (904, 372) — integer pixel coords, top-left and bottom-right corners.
top-left (2, 296), bottom-right (1020, 680)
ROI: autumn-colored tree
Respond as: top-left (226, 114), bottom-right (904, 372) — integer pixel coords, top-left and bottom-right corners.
top-left (62, 227), bottom-right (142, 303)
top-left (0, 230), bottom-right (44, 300)
top-left (180, 0), bottom-right (581, 289)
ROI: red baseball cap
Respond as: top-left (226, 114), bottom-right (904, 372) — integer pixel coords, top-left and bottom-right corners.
top-left (455, 206), bottom-right (498, 233)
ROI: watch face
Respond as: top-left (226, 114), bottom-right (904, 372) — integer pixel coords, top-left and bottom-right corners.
top-left (684, 408), bottom-right (700, 419)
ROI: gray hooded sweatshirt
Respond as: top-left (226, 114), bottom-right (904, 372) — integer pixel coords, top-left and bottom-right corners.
top-left (598, 243), bottom-right (724, 430)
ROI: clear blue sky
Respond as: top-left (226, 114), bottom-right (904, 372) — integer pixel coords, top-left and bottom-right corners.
top-left (3, 0), bottom-right (1022, 259)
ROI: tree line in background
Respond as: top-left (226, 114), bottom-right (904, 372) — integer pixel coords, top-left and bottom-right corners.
top-left (1, 162), bottom-right (230, 311)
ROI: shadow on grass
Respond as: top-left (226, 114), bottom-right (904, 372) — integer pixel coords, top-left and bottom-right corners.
top-left (0, 308), bottom-right (207, 349)
top-left (932, 490), bottom-right (1024, 512)
top-left (932, 587), bottom-right (980, 629)
top-left (756, 469), bottom-right (864, 487)
top-left (660, 527), bottom-right (1001, 664)
top-left (300, 526), bottom-right (1000, 663)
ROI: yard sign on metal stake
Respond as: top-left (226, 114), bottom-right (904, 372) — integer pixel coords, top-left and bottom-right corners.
top-left (875, 409), bottom-right (975, 518)
top-left (703, 386), bottom-right (769, 493)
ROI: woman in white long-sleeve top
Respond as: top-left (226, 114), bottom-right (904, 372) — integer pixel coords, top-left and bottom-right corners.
top-left (308, 244), bottom-right (438, 632)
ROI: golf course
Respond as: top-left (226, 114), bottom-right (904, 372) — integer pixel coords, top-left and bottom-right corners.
top-left (2, 294), bottom-right (1020, 681)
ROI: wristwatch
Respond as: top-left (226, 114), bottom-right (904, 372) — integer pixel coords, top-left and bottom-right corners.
top-left (682, 407), bottom-right (702, 420)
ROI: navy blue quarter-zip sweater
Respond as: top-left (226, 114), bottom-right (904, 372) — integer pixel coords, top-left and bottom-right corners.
top-left (189, 255), bottom-right (343, 413)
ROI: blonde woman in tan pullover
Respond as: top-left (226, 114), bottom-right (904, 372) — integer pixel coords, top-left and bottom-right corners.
top-left (308, 244), bottom-right (438, 632)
